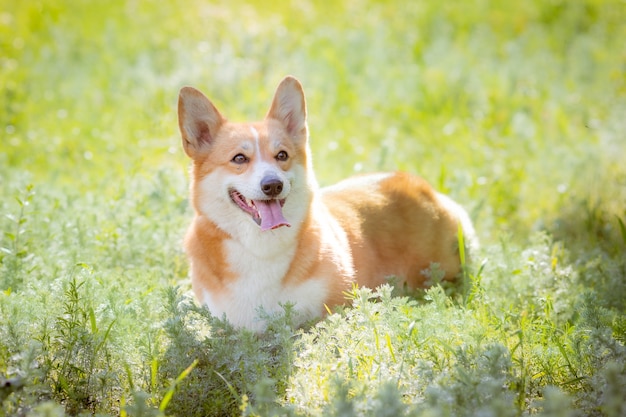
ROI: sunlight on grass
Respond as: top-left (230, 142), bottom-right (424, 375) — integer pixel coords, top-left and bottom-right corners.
top-left (1, 0), bottom-right (625, 415)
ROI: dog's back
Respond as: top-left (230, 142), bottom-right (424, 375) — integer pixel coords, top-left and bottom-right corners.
top-left (323, 171), bottom-right (477, 289)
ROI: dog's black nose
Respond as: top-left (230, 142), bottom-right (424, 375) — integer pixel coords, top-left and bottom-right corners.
top-left (261, 177), bottom-right (284, 197)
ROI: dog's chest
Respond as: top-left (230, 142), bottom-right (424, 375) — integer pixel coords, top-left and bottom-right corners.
top-left (201, 238), bottom-right (328, 331)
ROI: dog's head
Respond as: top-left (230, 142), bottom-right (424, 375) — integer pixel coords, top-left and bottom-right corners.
top-left (178, 76), bottom-right (313, 236)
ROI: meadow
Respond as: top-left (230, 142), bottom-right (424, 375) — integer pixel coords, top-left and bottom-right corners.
top-left (1, 0), bottom-right (625, 415)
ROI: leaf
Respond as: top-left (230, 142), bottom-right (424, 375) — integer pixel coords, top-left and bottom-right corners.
top-left (385, 333), bottom-right (396, 363)
top-left (120, 396), bottom-right (127, 417)
top-left (124, 363), bottom-right (135, 392)
top-left (89, 307), bottom-right (98, 334)
top-left (324, 303), bottom-right (333, 315)
top-left (457, 222), bottom-right (466, 268)
top-left (94, 319), bottom-right (116, 357)
top-left (159, 359), bottom-right (198, 412)
top-left (213, 370), bottom-right (241, 403)
top-left (151, 358), bottom-right (159, 393)
top-left (616, 215), bottom-right (626, 245)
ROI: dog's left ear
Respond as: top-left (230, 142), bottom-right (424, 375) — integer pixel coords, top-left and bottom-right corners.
top-left (266, 76), bottom-right (308, 140)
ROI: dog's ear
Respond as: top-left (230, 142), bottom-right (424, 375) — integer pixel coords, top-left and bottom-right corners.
top-left (266, 76), bottom-right (308, 140)
top-left (178, 87), bottom-right (224, 158)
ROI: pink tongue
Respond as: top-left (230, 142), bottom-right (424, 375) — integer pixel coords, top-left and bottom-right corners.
top-left (254, 200), bottom-right (291, 231)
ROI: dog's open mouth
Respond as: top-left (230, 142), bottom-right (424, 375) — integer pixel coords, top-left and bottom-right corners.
top-left (229, 189), bottom-right (291, 231)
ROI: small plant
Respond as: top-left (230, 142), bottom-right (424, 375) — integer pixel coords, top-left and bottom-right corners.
top-left (157, 288), bottom-right (299, 416)
top-left (39, 265), bottom-right (117, 415)
top-left (0, 184), bottom-right (34, 290)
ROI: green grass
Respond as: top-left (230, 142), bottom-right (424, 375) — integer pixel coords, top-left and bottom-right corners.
top-left (1, 0), bottom-right (625, 415)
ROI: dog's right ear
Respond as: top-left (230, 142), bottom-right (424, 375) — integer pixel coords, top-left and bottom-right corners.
top-left (178, 87), bottom-right (224, 159)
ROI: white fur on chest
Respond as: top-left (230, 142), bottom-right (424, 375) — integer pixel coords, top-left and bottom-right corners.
top-left (202, 238), bottom-right (328, 332)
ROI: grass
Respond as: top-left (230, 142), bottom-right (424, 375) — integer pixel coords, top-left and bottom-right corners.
top-left (1, 0), bottom-right (625, 415)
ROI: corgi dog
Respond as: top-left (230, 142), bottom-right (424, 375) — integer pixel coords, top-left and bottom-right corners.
top-left (178, 76), bottom-right (477, 332)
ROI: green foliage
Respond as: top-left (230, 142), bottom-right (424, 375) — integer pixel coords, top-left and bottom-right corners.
top-left (157, 288), bottom-right (298, 416)
top-left (1, 0), bottom-right (625, 415)
top-left (1, 184), bottom-right (34, 289)
top-left (41, 269), bottom-right (117, 414)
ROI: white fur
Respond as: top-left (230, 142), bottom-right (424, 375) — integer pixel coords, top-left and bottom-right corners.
top-left (436, 192), bottom-right (479, 251)
top-left (196, 163), bottom-right (309, 253)
top-left (202, 196), bottom-right (352, 331)
top-left (250, 125), bottom-right (260, 142)
top-left (195, 162), bottom-right (347, 330)
top-left (321, 172), bottom-right (393, 194)
top-left (193, 135), bottom-right (320, 329)
top-left (203, 239), bottom-right (329, 331)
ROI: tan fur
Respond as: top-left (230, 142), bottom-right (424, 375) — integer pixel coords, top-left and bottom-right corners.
top-left (322, 172), bottom-right (463, 289)
top-left (178, 76), bottom-right (477, 331)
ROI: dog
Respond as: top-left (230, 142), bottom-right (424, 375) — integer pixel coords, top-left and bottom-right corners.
top-left (178, 76), bottom-right (477, 331)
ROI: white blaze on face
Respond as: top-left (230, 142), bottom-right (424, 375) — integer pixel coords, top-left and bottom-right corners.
top-left (235, 125), bottom-right (291, 231)
top-left (250, 125), bottom-right (260, 145)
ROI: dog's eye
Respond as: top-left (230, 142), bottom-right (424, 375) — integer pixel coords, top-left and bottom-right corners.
top-left (276, 151), bottom-right (288, 161)
top-left (232, 154), bottom-right (249, 164)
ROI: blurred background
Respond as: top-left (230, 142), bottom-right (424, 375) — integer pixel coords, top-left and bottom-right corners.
top-left (2, 0), bottom-right (625, 244)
